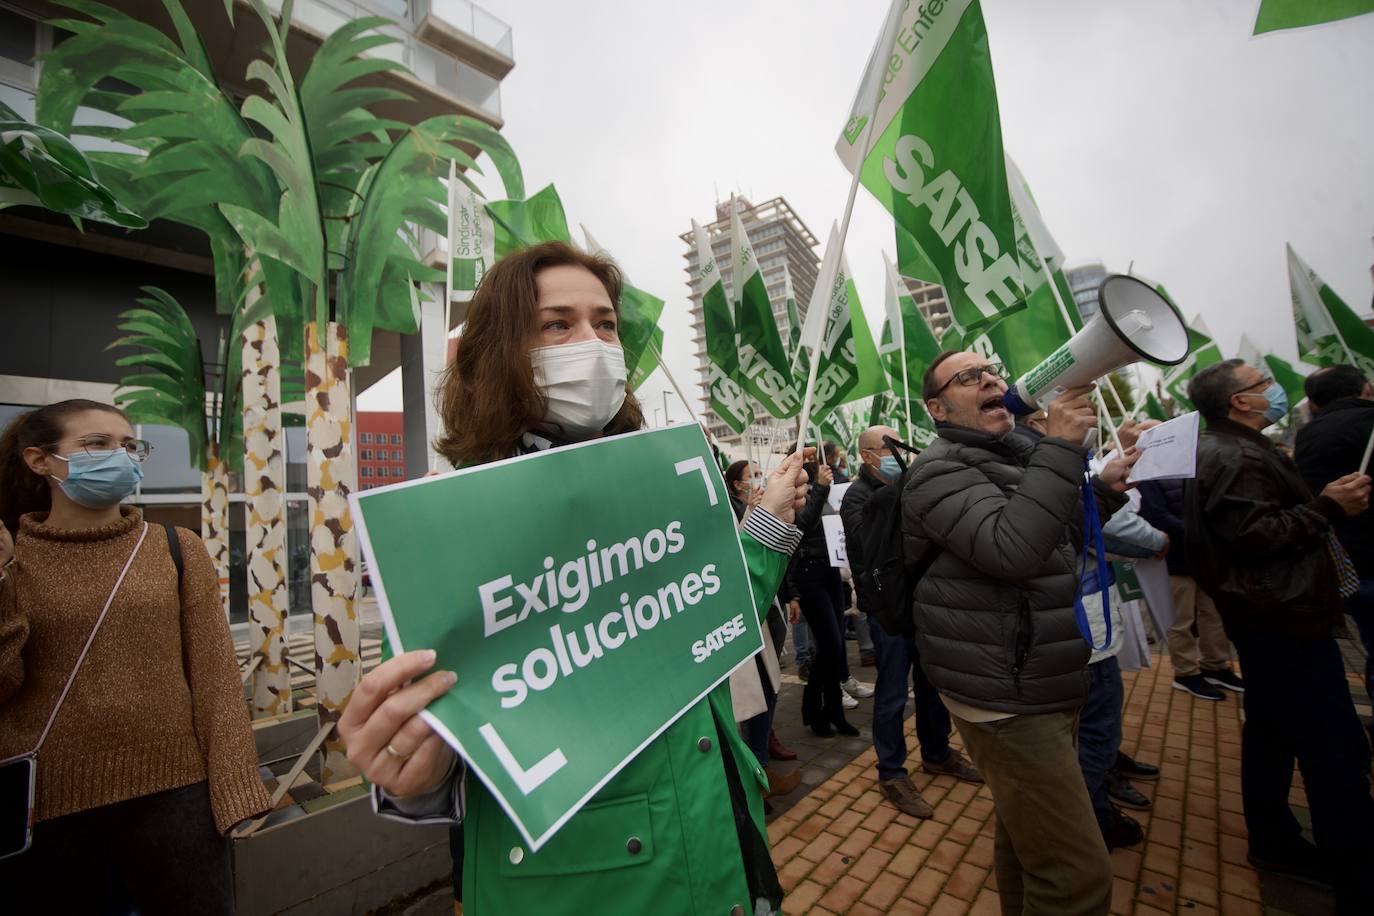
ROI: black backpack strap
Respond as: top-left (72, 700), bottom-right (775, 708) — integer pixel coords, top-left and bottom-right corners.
top-left (163, 523), bottom-right (184, 591)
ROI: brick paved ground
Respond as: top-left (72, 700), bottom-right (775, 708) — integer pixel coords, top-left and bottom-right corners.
top-left (766, 650), bottom-right (1368, 916)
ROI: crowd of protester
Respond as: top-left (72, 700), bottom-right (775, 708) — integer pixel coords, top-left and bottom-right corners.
top-left (1, 241), bottom-right (1372, 914)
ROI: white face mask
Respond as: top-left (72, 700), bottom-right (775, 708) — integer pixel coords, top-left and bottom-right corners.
top-left (530, 338), bottom-right (628, 441)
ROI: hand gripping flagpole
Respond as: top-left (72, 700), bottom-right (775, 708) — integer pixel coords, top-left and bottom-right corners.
top-left (795, 0), bottom-right (905, 457)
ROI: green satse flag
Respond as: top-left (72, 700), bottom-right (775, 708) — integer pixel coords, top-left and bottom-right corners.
top-left (487, 183), bottom-right (571, 259)
top-left (895, 222), bottom-right (942, 286)
top-left (730, 203), bottom-right (802, 418)
top-left (1287, 243), bottom-right (1374, 379)
top-left (630, 326), bottom-right (664, 391)
top-left (953, 157), bottom-right (1081, 380)
top-left (1161, 316), bottom-right (1223, 410)
top-left (791, 224), bottom-right (886, 420)
top-left (782, 266), bottom-right (802, 364)
top-left (693, 219), bottom-right (753, 434)
top-left (879, 252), bottom-right (939, 447)
top-left (1254, 0), bottom-right (1374, 34)
top-left (580, 225), bottom-right (666, 386)
top-left (837, 0), bottom-right (1023, 339)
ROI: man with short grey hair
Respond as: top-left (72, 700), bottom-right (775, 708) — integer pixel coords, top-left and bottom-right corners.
top-left (1186, 358), bottom-right (1374, 908)
top-left (902, 350), bottom-right (1138, 915)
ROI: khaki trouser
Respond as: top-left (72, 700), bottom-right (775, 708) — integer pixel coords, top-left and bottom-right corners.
top-left (1166, 575), bottom-right (1231, 677)
top-left (953, 711), bottom-right (1113, 916)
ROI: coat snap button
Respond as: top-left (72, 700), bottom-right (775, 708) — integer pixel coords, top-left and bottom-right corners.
top-left (697, 737), bottom-right (712, 752)
top-left (626, 836), bottom-right (643, 855)
top-left (508, 846), bottom-right (524, 865)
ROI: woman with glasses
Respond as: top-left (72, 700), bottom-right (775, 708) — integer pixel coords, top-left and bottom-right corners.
top-left (0, 399), bottom-right (270, 913)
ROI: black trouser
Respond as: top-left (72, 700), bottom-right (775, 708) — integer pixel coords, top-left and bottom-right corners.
top-left (1229, 631), bottom-right (1374, 906)
top-left (796, 557), bottom-right (850, 729)
top-left (1, 781), bottom-right (233, 915)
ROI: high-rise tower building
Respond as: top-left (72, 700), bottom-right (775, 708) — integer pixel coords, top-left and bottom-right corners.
top-left (903, 278), bottom-right (953, 341)
top-left (680, 197), bottom-right (820, 454)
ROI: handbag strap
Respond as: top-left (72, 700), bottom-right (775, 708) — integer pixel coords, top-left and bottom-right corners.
top-left (31, 521), bottom-right (149, 756)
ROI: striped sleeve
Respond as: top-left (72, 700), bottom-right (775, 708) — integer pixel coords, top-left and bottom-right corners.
top-left (372, 755), bottom-right (466, 826)
top-left (742, 507), bottom-right (802, 556)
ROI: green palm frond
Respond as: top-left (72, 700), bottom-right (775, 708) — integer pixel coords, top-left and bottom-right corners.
top-left (0, 100), bottom-right (146, 228)
top-left (337, 116), bottom-right (486, 366)
top-left (108, 287), bottom-right (208, 470)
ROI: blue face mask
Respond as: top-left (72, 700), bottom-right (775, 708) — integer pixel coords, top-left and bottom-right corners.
top-left (878, 455), bottom-right (903, 479)
top-left (51, 449), bottom-right (144, 508)
top-left (1255, 382), bottom-right (1289, 425)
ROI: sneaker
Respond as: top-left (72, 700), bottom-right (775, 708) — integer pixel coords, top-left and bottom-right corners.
top-left (840, 689), bottom-right (859, 709)
top-left (1106, 771), bottom-right (1152, 810)
top-left (922, 750), bottom-right (984, 784)
top-left (842, 676), bottom-right (874, 699)
top-left (1248, 840), bottom-right (1333, 888)
top-left (1173, 674), bottom-right (1225, 701)
top-left (1114, 751), bottom-right (1160, 781)
top-left (797, 661), bottom-right (811, 683)
top-left (878, 776), bottom-right (935, 819)
top-left (1101, 807), bottom-right (1144, 849)
top-left (1203, 668), bottom-right (1245, 693)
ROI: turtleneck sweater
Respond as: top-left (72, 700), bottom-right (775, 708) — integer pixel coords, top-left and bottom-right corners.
top-left (0, 507), bottom-right (270, 833)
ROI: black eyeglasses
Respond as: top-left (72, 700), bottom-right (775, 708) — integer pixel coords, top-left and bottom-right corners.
top-left (1229, 376), bottom-right (1273, 398)
top-left (930, 363), bottom-right (1006, 398)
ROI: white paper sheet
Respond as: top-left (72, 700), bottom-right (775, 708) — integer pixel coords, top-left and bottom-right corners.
top-left (1127, 412), bottom-right (1201, 483)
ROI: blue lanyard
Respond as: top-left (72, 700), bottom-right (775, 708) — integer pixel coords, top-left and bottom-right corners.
top-left (1075, 468), bottom-right (1113, 651)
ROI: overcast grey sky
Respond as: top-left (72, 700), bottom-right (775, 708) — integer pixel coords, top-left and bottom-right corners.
top-left (361, 0), bottom-right (1374, 417)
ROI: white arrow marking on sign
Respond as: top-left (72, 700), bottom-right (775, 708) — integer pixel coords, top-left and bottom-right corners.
top-left (479, 722), bottom-right (567, 795)
top-left (674, 456), bottom-right (718, 506)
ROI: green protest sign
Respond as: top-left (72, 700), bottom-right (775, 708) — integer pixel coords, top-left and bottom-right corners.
top-left (351, 425), bottom-right (762, 851)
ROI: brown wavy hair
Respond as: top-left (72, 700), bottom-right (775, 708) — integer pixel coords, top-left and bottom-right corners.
top-left (435, 241), bottom-right (645, 466)
top-left (0, 399), bottom-right (130, 532)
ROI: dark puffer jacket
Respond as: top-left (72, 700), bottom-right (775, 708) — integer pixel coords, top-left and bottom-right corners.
top-left (901, 425), bottom-right (1124, 714)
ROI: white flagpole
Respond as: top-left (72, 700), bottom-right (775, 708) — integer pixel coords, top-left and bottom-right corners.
top-left (795, 0), bottom-right (904, 456)
top-left (647, 338), bottom-right (716, 443)
top-left (443, 158), bottom-right (457, 342)
top-left (898, 293), bottom-right (915, 446)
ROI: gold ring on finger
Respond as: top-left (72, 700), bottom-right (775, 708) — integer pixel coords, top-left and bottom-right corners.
top-left (384, 743), bottom-right (413, 761)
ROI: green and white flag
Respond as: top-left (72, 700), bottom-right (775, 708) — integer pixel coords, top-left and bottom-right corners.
top-left (792, 224), bottom-right (888, 420)
top-left (879, 252), bottom-right (939, 447)
top-left (581, 225), bottom-right (666, 390)
top-left (488, 183), bottom-right (571, 259)
top-left (630, 326), bottom-right (664, 392)
top-left (447, 175), bottom-right (495, 302)
top-left (352, 425), bottom-right (762, 851)
top-left (693, 219), bottom-right (753, 433)
top-left (1161, 316), bottom-right (1223, 410)
top-left (730, 202), bottom-right (802, 418)
top-left (837, 0), bottom-right (1023, 339)
top-left (782, 266), bottom-right (802, 363)
top-left (1254, 0), bottom-right (1374, 34)
top-left (1287, 243), bottom-right (1374, 378)
top-left (1237, 334), bottom-right (1309, 409)
top-left (1142, 391), bottom-right (1170, 422)
top-left (953, 156), bottom-right (1080, 379)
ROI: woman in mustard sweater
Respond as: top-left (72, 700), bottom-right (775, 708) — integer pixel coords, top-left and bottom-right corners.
top-left (0, 399), bottom-right (270, 913)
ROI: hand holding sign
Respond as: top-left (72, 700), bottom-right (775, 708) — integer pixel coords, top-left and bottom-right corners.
top-left (340, 649), bottom-right (459, 798)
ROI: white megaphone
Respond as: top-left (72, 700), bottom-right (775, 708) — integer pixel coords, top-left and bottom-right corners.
top-left (1002, 274), bottom-right (1190, 416)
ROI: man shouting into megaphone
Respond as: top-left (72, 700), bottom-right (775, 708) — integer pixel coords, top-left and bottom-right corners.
top-left (899, 350), bottom-right (1141, 916)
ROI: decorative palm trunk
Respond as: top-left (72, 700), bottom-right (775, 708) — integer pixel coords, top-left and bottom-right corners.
top-left (305, 320), bottom-right (361, 782)
top-left (200, 442), bottom-right (231, 618)
top-left (243, 315), bottom-right (293, 718)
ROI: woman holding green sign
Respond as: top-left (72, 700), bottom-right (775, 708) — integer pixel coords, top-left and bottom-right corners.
top-left (339, 242), bottom-right (813, 916)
